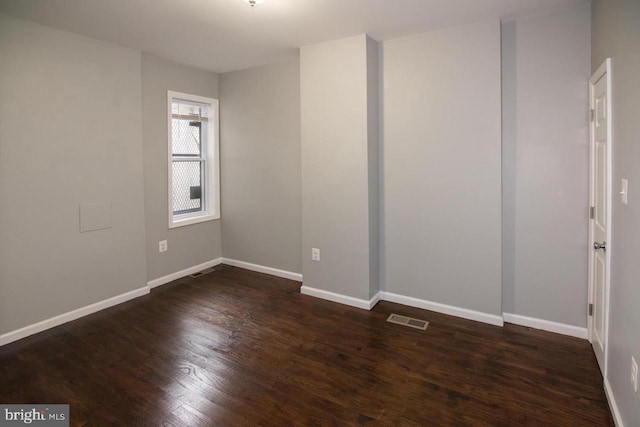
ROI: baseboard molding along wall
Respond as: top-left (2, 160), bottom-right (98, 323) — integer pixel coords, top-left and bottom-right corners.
top-left (604, 377), bottom-right (625, 427)
top-left (147, 257), bottom-right (303, 288)
top-left (381, 291), bottom-right (504, 326)
top-left (147, 258), bottom-right (223, 288)
top-left (221, 258), bottom-right (302, 282)
top-left (299, 286), bottom-right (503, 327)
top-left (1, 257), bottom-right (299, 348)
top-left (502, 313), bottom-right (587, 339)
top-left (1, 258), bottom-right (224, 347)
top-left (1, 257), bottom-right (591, 349)
top-left (300, 286), bottom-right (380, 310)
top-left (0, 286), bottom-right (149, 347)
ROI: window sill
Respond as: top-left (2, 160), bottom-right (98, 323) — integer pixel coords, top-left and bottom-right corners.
top-left (169, 212), bottom-right (220, 229)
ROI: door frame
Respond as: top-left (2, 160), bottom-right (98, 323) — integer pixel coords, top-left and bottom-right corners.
top-left (587, 58), bottom-right (612, 376)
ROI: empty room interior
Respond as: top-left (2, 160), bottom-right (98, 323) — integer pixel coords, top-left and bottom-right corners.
top-left (0, 0), bottom-right (638, 425)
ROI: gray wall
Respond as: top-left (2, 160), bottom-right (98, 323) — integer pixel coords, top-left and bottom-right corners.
top-left (592, 0), bottom-right (640, 425)
top-left (501, 5), bottom-right (591, 327)
top-left (0, 14), bottom-right (147, 334)
top-left (300, 34), bottom-right (379, 300)
top-left (142, 54), bottom-right (221, 282)
top-left (219, 60), bottom-right (302, 274)
top-left (381, 20), bottom-right (502, 316)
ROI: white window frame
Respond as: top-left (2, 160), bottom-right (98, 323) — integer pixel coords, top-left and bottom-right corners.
top-left (167, 90), bottom-right (220, 229)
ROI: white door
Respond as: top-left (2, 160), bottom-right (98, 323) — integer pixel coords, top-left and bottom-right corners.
top-left (588, 59), bottom-right (612, 375)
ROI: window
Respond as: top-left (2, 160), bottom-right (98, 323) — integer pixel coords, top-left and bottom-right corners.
top-left (168, 91), bottom-right (220, 228)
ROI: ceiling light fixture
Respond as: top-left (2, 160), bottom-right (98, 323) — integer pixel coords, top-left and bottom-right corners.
top-left (243, 0), bottom-right (265, 7)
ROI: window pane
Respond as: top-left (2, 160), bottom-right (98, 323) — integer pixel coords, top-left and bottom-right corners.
top-left (172, 100), bottom-right (209, 119)
top-left (172, 161), bottom-right (203, 215)
top-left (168, 92), bottom-right (218, 227)
top-left (172, 118), bottom-right (201, 157)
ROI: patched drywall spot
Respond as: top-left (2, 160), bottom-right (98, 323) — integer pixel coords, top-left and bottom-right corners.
top-left (79, 202), bottom-right (112, 232)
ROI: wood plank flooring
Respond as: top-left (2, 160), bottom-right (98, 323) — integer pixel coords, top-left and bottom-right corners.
top-left (0, 265), bottom-right (614, 426)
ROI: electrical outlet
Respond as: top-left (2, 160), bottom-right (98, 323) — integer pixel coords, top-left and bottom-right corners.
top-left (632, 356), bottom-right (638, 393)
top-left (159, 240), bottom-right (168, 253)
top-left (311, 248), bottom-right (320, 262)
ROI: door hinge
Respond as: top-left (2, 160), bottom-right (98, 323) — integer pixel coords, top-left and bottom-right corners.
top-left (590, 206), bottom-right (595, 219)
top-left (590, 109), bottom-right (595, 122)
top-left (589, 303), bottom-right (593, 316)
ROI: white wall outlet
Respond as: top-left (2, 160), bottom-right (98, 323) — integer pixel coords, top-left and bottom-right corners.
top-left (311, 248), bottom-right (320, 262)
top-left (621, 179), bottom-right (629, 205)
top-left (159, 240), bottom-right (168, 253)
top-left (632, 356), bottom-right (638, 393)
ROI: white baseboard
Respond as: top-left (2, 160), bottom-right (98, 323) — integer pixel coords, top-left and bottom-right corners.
top-left (147, 257), bottom-right (223, 289)
top-left (222, 258), bottom-right (302, 282)
top-left (604, 377), bottom-right (625, 427)
top-left (300, 286), bottom-right (381, 310)
top-left (502, 313), bottom-right (587, 339)
top-left (380, 291), bottom-right (504, 326)
top-left (0, 286), bottom-right (149, 347)
top-left (299, 288), bottom-right (503, 326)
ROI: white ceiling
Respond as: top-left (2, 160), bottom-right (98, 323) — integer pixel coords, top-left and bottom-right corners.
top-left (0, 0), bottom-right (588, 73)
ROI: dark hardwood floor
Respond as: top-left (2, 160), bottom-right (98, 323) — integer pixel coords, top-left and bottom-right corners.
top-left (0, 265), bottom-right (614, 426)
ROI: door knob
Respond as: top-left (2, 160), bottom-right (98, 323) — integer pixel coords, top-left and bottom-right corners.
top-left (594, 241), bottom-right (607, 252)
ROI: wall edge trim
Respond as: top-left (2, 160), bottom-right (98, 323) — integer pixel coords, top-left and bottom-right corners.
top-left (222, 258), bottom-right (302, 282)
top-left (502, 312), bottom-right (588, 339)
top-left (300, 286), bottom-right (380, 310)
top-left (604, 376), bottom-right (625, 427)
top-left (0, 286), bottom-right (149, 347)
top-left (381, 291), bottom-right (504, 326)
top-left (147, 258), bottom-right (224, 288)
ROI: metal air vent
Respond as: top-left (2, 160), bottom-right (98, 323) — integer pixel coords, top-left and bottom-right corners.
top-left (387, 313), bottom-right (429, 330)
top-left (190, 268), bottom-right (215, 278)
